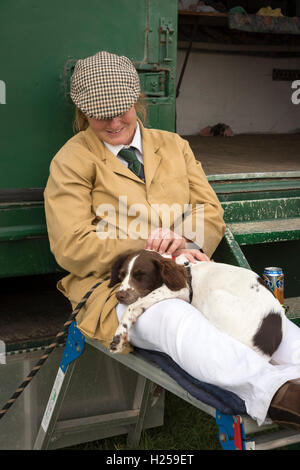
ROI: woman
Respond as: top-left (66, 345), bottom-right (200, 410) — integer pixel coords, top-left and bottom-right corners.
top-left (44, 51), bottom-right (300, 429)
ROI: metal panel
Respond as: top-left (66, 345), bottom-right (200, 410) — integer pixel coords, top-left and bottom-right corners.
top-left (0, 344), bottom-right (164, 450)
top-left (1, 0), bottom-right (148, 188)
top-left (0, 0), bottom-right (177, 190)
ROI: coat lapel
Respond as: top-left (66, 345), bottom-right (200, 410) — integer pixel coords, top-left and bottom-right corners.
top-left (85, 126), bottom-right (144, 183)
top-left (104, 147), bottom-right (143, 183)
top-left (84, 121), bottom-right (162, 187)
top-left (140, 123), bottom-right (161, 190)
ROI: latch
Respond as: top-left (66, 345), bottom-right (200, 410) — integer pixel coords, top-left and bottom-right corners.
top-left (159, 18), bottom-right (174, 62)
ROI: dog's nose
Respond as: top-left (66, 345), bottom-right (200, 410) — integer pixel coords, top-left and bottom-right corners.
top-left (116, 290), bottom-right (128, 303)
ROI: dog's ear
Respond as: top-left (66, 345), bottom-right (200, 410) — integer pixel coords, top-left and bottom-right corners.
top-left (154, 258), bottom-right (188, 291)
top-left (108, 254), bottom-right (128, 287)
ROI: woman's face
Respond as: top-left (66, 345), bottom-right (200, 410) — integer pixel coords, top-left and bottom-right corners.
top-left (87, 106), bottom-right (137, 146)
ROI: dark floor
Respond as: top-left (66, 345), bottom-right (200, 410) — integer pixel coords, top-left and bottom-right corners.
top-left (1, 273), bottom-right (71, 348)
top-left (184, 133), bottom-right (300, 175)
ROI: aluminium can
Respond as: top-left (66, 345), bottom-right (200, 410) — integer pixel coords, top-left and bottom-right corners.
top-left (263, 267), bottom-right (284, 304)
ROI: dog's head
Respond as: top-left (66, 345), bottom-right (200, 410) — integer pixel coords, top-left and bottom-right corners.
top-left (109, 250), bottom-right (188, 304)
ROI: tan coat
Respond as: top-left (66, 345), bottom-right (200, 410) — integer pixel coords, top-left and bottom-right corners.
top-left (44, 121), bottom-right (226, 352)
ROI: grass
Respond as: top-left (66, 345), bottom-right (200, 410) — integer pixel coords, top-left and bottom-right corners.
top-left (64, 390), bottom-right (300, 451)
top-left (66, 391), bottom-right (222, 451)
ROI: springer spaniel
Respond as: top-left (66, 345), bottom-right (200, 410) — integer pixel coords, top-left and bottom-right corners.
top-left (108, 250), bottom-right (285, 358)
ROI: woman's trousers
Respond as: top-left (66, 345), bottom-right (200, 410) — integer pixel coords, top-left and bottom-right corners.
top-left (116, 299), bottom-right (300, 425)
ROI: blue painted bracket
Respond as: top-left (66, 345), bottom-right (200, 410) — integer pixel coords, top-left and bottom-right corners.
top-left (60, 321), bottom-right (85, 372)
top-left (216, 412), bottom-right (252, 450)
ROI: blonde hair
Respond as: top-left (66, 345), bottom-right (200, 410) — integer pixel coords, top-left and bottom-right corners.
top-left (72, 93), bottom-right (148, 133)
top-left (73, 107), bottom-right (89, 133)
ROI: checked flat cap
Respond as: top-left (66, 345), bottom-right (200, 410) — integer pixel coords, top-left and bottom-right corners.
top-left (70, 51), bottom-right (140, 120)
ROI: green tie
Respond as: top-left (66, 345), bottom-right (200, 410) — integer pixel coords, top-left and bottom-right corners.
top-left (118, 147), bottom-right (143, 179)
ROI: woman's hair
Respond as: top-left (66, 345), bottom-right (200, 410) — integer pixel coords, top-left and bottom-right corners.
top-left (72, 93), bottom-right (148, 133)
top-left (73, 107), bottom-right (89, 133)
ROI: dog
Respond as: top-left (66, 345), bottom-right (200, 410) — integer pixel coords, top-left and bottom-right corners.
top-left (108, 249), bottom-right (285, 358)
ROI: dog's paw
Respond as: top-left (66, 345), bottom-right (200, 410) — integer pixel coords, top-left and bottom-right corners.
top-left (109, 334), bottom-right (122, 353)
top-left (109, 325), bottom-right (129, 353)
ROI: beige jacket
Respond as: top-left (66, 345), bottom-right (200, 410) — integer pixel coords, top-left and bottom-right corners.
top-left (44, 121), bottom-right (226, 352)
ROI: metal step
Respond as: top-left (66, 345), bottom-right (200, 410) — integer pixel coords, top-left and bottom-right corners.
top-left (254, 429), bottom-right (300, 450)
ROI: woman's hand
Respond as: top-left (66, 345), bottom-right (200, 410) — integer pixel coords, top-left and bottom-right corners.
top-left (144, 228), bottom-right (186, 254)
top-left (172, 248), bottom-right (210, 264)
top-left (144, 229), bottom-right (210, 263)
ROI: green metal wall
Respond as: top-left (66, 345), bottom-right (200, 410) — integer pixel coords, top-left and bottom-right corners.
top-left (0, 0), bottom-right (178, 276)
top-left (1, 0), bottom-right (177, 190)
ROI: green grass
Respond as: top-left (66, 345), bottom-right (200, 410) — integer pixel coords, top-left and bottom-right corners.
top-left (66, 391), bottom-right (222, 451)
top-left (65, 391), bottom-right (300, 451)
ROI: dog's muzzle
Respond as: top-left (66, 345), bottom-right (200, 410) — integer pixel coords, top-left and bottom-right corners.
top-left (116, 288), bottom-right (138, 305)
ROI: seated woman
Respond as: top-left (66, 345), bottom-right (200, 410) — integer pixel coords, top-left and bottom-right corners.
top-left (44, 51), bottom-right (300, 430)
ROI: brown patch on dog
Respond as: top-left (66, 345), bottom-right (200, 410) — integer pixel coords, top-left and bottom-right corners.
top-left (108, 251), bottom-right (142, 287)
top-left (109, 250), bottom-right (189, 304)
top-left (253, 312), bottom-right (283, 356)
top-left (128, 250), bottom-right (188, 294)
top-left (152, 256), bottom-right (188, 291)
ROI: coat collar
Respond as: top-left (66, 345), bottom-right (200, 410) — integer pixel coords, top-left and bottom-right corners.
top-left (84, 119), bottom-right (162, 187)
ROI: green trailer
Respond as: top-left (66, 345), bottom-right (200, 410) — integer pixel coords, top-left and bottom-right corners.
top-left (0, 0), bottom-right (178, 277)
top-left (0, 0), bottom-right (300, 451)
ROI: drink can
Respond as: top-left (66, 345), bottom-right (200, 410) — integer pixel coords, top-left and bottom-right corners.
top-left (263, 267), bottom-right (284, 304)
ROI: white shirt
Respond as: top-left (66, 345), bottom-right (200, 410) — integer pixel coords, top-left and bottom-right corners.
top-left (103, 121), bottom-right (143, 167)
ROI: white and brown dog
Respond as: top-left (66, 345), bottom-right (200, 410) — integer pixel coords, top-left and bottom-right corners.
top-left (108, 249), bottom-right (285, 358)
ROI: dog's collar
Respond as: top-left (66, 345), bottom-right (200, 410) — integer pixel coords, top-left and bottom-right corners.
top-left (171, 256), bottom-right (193, 303)
top-left (184, 261), bottom-right (193, 303)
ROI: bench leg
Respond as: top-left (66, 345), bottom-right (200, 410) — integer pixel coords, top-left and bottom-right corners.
top-left (33, 361), bottom-right (77, 449)
top-left (127, 375), bottom-right (153, 447)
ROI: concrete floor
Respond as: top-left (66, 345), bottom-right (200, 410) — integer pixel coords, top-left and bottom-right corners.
top-left (184, 133), bottom-right (300, 175)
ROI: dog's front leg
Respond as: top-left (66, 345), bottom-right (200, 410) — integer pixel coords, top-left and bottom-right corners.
top-left (109, 303), bottom-right (144, 353)
top-left (109, 285), bottom-right (189, 353)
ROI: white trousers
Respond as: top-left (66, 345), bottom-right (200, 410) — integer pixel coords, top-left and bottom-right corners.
top-left (116, 299), bottom-right (300, 425)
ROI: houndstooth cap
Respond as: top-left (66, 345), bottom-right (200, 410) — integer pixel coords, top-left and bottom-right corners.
top-left (70, 51), bottom-right (141, 120)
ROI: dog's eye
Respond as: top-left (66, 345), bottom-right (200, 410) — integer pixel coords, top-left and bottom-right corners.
top-left (119, 270), bottom-right (126, 280)
top-left (133, 271), bottom-right (145, 280)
